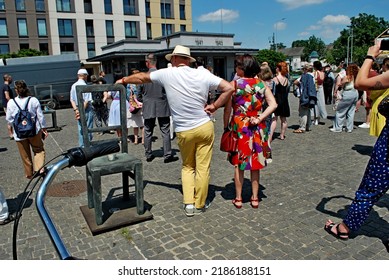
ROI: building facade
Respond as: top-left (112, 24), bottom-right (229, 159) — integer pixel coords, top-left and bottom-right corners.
top-left (0, 0), bottom-right (192, 66)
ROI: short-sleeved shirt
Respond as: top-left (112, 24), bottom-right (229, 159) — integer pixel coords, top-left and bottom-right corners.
top-left (1, 83), bottom-right (14, 108)
top-left (150, 66), bottom-right (222, 132)
top-left (70, 79), bottom-right (92, 106)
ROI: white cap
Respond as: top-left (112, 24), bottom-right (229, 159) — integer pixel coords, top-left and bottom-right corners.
top-left (77, 69), bottom-right (88, 75)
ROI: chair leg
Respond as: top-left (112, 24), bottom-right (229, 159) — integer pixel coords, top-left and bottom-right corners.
top-left (134, 162), bottom-right (144, 215)
top-left (91, 172), bottom-right (103, 225)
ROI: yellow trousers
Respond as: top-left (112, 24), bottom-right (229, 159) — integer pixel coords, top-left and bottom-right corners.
top-left (176, 121), bottom-right (214, 208)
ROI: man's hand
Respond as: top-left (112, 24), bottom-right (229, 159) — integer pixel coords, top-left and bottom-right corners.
top-left (204, 103), bottom-right (216, 114)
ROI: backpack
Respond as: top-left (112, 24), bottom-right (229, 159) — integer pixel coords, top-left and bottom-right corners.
top-left (13, 97), bottom-right (37, 139)
top-left (323, 71), bottom-right (334, 88)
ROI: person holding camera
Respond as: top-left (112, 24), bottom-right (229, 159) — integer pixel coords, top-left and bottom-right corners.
top-left (324, 40), bottom-right (389, 240)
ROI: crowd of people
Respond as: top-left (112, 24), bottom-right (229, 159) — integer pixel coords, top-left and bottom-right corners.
top-left (2, 41), bottom-right (389, 238)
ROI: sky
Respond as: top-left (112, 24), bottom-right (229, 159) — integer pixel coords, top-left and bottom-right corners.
top-left (191, 0), bottom-right (389, 50)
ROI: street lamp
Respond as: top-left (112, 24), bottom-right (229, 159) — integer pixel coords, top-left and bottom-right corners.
top-left (347, 28), bottom-right (354, 65)
top-left (275, 18), bottom-right (286, 52)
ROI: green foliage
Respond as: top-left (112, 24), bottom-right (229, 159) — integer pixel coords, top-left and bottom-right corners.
top-left (256, 49), bottom-right (287, 72)
top-left (291, 35), bottom-right (326, 61)
top-left (0, 48), bottom-right (46, 59)
top-left (328, 13), bottom-right (388, 65)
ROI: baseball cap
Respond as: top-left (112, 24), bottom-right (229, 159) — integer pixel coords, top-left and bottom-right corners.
top-left (77, 69), bottom-right (88, 75)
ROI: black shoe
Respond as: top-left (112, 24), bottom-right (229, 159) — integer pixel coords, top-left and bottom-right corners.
top-left (146, 155), bottom-right (155, 162)
top-left (164, 156), bottom-right (179, 163)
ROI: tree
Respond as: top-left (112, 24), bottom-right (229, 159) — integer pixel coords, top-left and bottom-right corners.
top-left (256, 49), bottom-right (286, 72)
top-left (329, 13), bottom-right (388, 65)
top-left (291, 36), bottom-right (326, 62)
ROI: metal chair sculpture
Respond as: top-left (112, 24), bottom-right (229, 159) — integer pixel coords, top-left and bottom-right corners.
top-left (76, 84), bottom-right (152, 233)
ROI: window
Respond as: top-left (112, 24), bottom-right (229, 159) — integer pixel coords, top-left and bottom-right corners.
top-left (123, 0), bottom-right (136, 15)
top-left (0, 19), bottom-right (7, 36)
top-left (87, 42), bottom-right (95, 58)
top-left (179, 4), bottom-right (185, 20)
top-left (104, 0), bottom-right (112, 14)
top-left (58, 19), bottom-right (73, 36)
top-left (20, 43), bottom-right (29, 49)
top-left (60, 42), bottom-right (74, 53)
top-left (39, 43), bottom-right (48, 54)
top-left (37, 19), bottom-right (47, 36)
top-left (0, 0), bottom-right (5, 10)
top-left (84, 0), bottom-right (92, 13)
top-left (146, 23), bottom-right (151, 39)
top-left (180, 24), bottom-right (186, 32)
top-left (35, 0), bottom-right (45, 11)
top-left (0, 44), bottom-right (9, 54)
top-left (85, 20), bottom-right (94, 37)
top-left (56, 0), bottom-right (71, 12)
top-left (145, 1), bottom-right (150, 17)
top-left (162, 23), bottom-right (172, 36)
top-left (17, 19), bottom-right (28, 37)
top-left (161, 3), bottom-right (171, 19)
top-left (15, 0), bottom-right (25, 11)
top-left (124, 21), bottom-right (137, 38)
top-left (105, 20), bottom-right (114, 37)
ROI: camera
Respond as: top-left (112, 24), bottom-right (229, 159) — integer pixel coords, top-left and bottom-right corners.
top-left (380, 39), bottom-right (389, 51)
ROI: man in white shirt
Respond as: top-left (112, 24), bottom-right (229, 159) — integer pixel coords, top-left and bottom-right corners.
top-left (117, 45), bottom-right (234, 216)
top-left (70, 69), bottom-right (93, 147)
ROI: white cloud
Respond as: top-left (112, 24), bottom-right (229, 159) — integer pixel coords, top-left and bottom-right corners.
top-left (198, 9), bottom-right (239, 23)
top-left (319, 15), bottom-right (350, 25)
top-left (298, 31), bottom-right (310, 38)
top-left (277, 0), bottom-right (327, 9)
top-left (274, 21), bottom-right (287, 31)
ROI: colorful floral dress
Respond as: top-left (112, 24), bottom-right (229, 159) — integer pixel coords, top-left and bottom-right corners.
top-left (228, 78), bottom-right (271, 170)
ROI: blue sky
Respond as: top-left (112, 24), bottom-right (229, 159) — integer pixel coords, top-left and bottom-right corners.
top-left (191, 0), bottom-right (389, 50)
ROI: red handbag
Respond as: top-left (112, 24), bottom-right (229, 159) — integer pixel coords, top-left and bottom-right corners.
top-left (220, 128), bottom-right (238, 152)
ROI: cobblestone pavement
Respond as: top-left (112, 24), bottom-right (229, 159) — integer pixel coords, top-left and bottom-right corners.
top-left (1, 95), bottom-right (388, 260)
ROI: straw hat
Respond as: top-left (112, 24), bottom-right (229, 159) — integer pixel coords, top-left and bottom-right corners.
top-left (165, 45), bottom-right (196, 63)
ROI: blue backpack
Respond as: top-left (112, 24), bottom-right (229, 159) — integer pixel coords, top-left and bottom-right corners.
top-left (13, 97), bottom-right (37, 139)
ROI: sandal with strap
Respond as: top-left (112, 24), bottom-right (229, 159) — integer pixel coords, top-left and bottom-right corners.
top-left (250, 197), bottom-right (259, 208)
top-left (232, 198), bottom-right (242, 209)
top-left (324, 221), bottom-right (349, 240)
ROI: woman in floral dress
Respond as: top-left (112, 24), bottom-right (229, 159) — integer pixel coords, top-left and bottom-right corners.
top-left (223, 54), bottom-right (277, 209)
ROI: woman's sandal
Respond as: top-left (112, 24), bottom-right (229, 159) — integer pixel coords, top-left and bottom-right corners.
top-left (293, 129), bottom-right (305, 134)
top-left (232, 198), bottom-right (242, 209)
top-left (250, 197), bottom-right (259, 209)
top-left (324, 221), bottom-right (349, 240)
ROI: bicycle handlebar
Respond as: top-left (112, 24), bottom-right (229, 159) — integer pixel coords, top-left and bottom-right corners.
top-left (35, 140), bottom-right (120, 259)
top-left (65, 140), bottom-right (120, 167)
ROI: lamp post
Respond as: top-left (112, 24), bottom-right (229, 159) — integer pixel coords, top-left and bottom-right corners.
top-left (346, 28), bottom-right (353, 65)
top-left (275, 18), bottom-right (286, 52)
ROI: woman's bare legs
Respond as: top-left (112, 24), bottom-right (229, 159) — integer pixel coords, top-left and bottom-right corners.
top-left (233, 166), bottom-right (244, 208)
top-left (133, 127), bottom-right (139, 144)
top-left (250, 170), bottom-right (259, 207)
top-left (280, 117), bottom-right (287, 139)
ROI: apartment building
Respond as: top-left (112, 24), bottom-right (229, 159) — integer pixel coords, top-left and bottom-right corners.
top-left (0, 0), bottom-right (192, 67)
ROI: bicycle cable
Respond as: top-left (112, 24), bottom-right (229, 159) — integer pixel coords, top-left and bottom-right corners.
top-left (12, 154), bottom-right (65, 260)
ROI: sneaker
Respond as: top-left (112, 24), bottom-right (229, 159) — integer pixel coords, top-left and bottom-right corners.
top-left (358, 123), bottom-right (370, 128)
top-left (193, 207), bottom-right (205, 215)
top-left (184, 204), bottom-right (194, 217)
top-left (205, 200), bottom-right (212, 209)
top-left (329, 128), bottom-right (342, 133)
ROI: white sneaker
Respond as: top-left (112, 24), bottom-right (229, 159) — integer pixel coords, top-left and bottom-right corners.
top-left (358, 123), bottom-right (370, 128)
top-left (329, 128), bottom-right (342, 133)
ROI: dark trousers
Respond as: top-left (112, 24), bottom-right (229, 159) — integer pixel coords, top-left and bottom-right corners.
top-left (144, 116), bottom-right (172, 159)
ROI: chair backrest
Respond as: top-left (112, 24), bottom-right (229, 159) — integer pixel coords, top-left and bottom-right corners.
top-left (76, 84), bottom-right (128, 153)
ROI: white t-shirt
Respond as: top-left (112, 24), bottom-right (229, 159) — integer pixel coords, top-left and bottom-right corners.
top-left (70, 79), bottom-right (92, 106)
top-left (150, 66), bottom-right (222, 132)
